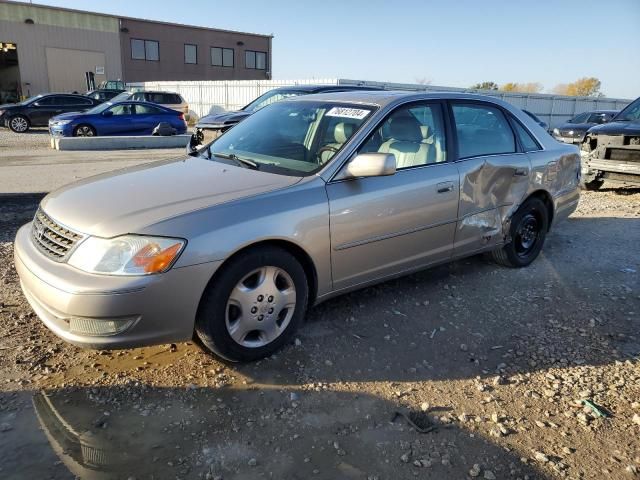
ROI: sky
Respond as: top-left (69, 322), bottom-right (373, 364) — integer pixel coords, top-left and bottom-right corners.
top-left (18, 0), bottom-right (640, 99)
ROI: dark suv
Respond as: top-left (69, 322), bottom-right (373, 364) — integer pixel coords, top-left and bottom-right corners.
top-left (581, 97), bottom-right (640, 189)
top-left (0, 93), bottom-right (101, 133)
top-left (192, 84), bottom-right (383, 146)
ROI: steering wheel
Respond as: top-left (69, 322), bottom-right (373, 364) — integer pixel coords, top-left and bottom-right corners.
top-left (316, 145), bottom-right (339, 163)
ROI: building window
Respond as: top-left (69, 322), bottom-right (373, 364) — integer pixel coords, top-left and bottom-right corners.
top-left (131, 38), bottom-right (159, 61)
top-left (211, 47), bottom-right (234, 67)
top-left (245, 50), bottom-right (267, 70)
top-left (184, 44), bottom-right (197, 64)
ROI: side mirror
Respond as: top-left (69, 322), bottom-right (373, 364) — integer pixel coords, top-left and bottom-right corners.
top-left (33, 102), bottom-right (40, 107)
top-left (102, 110), bottom-right (113, 117)
top-left (341, 153), bottom-right (396, 179)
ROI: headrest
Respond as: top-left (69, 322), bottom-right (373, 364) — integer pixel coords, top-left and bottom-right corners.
top-left (334, 122), bottom-right (355, 143)
top-left (389, 116), bottom-right (423, 142)
top-left (419, 125), bottom-right (430, 140)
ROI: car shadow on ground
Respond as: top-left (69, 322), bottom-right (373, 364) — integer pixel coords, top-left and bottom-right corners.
top-left (236, 215), bottom-right (639, 386)
top-left (1, 194), bottom-right (638, 387)
top-left (0, 386), bottom-right (545, 480)
top-left (1, 195), bottom-right (638, 479)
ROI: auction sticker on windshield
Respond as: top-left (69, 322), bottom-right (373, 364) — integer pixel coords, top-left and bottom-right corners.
top-left (325, 107), bottom-right (370, 120)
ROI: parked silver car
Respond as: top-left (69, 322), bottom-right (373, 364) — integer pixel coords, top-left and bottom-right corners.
top-left (14, 91), bottom-right (580, 361)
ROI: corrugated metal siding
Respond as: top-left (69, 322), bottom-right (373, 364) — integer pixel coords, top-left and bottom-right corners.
top-left (0, 19), bottom-right (122, 95)
top-left (45, 48), bottom-right (107, 93)
top-left (135, 79), bottom-right (339, 117)
top-left (0, 2), bottom-right (119, 32)
top-left (137, 78), bottom-right (632, 127)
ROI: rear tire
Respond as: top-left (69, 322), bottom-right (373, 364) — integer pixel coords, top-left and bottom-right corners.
top-left (8, 115), bottom-right (30, 133)
top-left (491, 197), bottom-right (549, 268)
top-left (195, 246), bottom-right (309, 362)
top-left (73, 124), bottom-right (96, 137)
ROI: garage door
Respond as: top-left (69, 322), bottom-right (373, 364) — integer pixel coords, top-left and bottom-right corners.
top-left (46, 47), bottom-right (106, 93)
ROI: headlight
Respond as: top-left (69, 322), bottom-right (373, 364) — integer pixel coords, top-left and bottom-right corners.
top-left (0, 109), bottom-right (5, 116)
top-left (52, 120), bottom-right (72, 126)
top-left (553, 128), bottom-right (560, 135)
top-left (68, 235), bottom-right (185, 275)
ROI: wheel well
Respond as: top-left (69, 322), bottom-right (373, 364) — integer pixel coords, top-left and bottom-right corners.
top-left (216, 240), bottom-right (318, 305)
top-left (528, 190), bottom-right (554, 230)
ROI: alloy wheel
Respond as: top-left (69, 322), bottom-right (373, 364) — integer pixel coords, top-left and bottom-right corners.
top-left (10, 117), bottom-right (28, 132)
top-left (225, 266), bottom-right (296, 348)
top-left (76, 126), bottom-right (94, 137)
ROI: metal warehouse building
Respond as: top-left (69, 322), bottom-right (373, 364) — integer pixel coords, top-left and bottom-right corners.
top-left (0, 0), bottom-right (272, 102)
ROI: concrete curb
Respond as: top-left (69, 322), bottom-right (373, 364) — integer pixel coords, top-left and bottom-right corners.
top-left (51, 135), bottom-right (191, 151)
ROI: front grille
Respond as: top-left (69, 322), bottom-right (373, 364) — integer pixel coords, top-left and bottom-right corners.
top-left (31, 208), bottom-right (83, 261)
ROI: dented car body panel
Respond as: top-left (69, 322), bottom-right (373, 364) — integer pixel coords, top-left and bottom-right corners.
top-left (581, 97), bottom-right (640, 187)
top-left (15, 91), bottom-right (579, 350)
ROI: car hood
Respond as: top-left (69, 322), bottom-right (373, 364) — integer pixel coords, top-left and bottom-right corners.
top-left (50, 111), bottom-right (86, 122)
top-left (197, 110), bottom-right (251, 126)
top-left (0, 103), bottom-right (19, 110)
top-left (41, 157), bottom-right (302, 238)
top-left (588, 121), bottom-right (640, 135)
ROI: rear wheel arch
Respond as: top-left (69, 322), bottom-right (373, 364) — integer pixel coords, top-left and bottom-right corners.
top-left (526, 190), bottom-right (554, 230)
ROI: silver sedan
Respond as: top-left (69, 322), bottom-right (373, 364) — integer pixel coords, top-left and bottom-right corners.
top-left (14, 91), bottom-right (580, 361)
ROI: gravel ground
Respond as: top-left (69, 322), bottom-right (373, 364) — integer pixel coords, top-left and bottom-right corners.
top-left (0, 127), bottom-right (51, 150)
top-left (0, 127), bottom-right (190, 193)
top-left (0, 188), bottom-right (638, 479)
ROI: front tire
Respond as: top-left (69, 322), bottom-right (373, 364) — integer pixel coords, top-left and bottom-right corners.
top-left (8, 115), bottom-right (30, 133)
top-left (195, 246), bottom-right (309, 362)
top-left (491, 197), bottom-right (549, 268)
top-left (73, 124), bottom-right (96, 137)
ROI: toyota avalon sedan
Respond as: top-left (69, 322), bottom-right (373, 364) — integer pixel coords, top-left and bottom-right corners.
top-left (14, 91), bottom-right (580, 362)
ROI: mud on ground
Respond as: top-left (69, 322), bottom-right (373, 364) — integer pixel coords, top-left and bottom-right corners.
top-left (0, 188), bottom-right (638, 479)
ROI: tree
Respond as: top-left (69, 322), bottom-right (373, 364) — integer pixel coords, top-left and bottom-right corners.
top-left (415, 77), bottom-right (432, 86)
top-left (470, 81), bottom-right (498, 90)
top-left (552, 77), bottom-right (602, 97)
top-left (499, 82), bottom-right (543, 93)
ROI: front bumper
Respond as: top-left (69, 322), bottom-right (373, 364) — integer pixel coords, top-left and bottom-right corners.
top-left (14, 223), bottom-right (221, 349)
top-left (48, 123), bottom-right (74, 137)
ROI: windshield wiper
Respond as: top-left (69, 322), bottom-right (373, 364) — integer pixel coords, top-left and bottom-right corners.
top-left (211, 151), bottom-right (259, 169)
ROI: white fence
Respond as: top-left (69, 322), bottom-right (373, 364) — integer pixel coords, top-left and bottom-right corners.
top-left (132, 78), bottom-right (632, 128)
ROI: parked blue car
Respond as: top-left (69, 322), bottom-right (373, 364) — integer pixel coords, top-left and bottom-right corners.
top-left (48, 101), bottom-right (188, 137)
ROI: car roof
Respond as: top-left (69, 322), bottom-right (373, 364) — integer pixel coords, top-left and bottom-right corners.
top-left (135, 91), bottom-right (182, 95)
top-left (272, 84), bottom-right (383, 93)
top-left (286, 90), bottom-right (510, 108)
top-left (40, 93), bottom-right (90, 97)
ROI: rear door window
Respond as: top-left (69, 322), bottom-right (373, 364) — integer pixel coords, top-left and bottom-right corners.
top-left (451, 103), bottom-right (516, 159)
top-left (135, 104), bottom-right (164, 115)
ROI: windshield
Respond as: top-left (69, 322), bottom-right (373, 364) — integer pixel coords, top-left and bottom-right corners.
top-left (204, 101), bottom-right (374, 176)
top-left (242, 89), bottom-right (305, 113)
top-left (614, 98), bottom-right (640, 122)
top-left (108, 92), bottom-right (132, 104)
top-left (84, 102), bottom-right (113, 115)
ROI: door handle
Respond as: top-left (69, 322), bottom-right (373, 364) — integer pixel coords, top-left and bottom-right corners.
top-left (514, 167), bottom-right (529, 176)
top-left (436, 181), bottom-right (454, 193)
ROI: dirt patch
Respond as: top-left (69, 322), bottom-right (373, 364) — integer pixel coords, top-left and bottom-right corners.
top-left (0, 188), bottom-right (638, 479)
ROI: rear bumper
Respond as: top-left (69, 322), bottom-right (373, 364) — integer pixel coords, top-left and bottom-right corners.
top-left (14, 223), bottom-right (220, 349)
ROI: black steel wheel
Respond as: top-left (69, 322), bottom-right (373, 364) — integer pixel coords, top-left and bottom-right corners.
top-left (491, 197), bottom-right (549, 268)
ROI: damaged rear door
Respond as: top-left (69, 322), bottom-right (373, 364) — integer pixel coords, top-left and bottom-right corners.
top-left (449, 102), bottom-right (531, 257)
